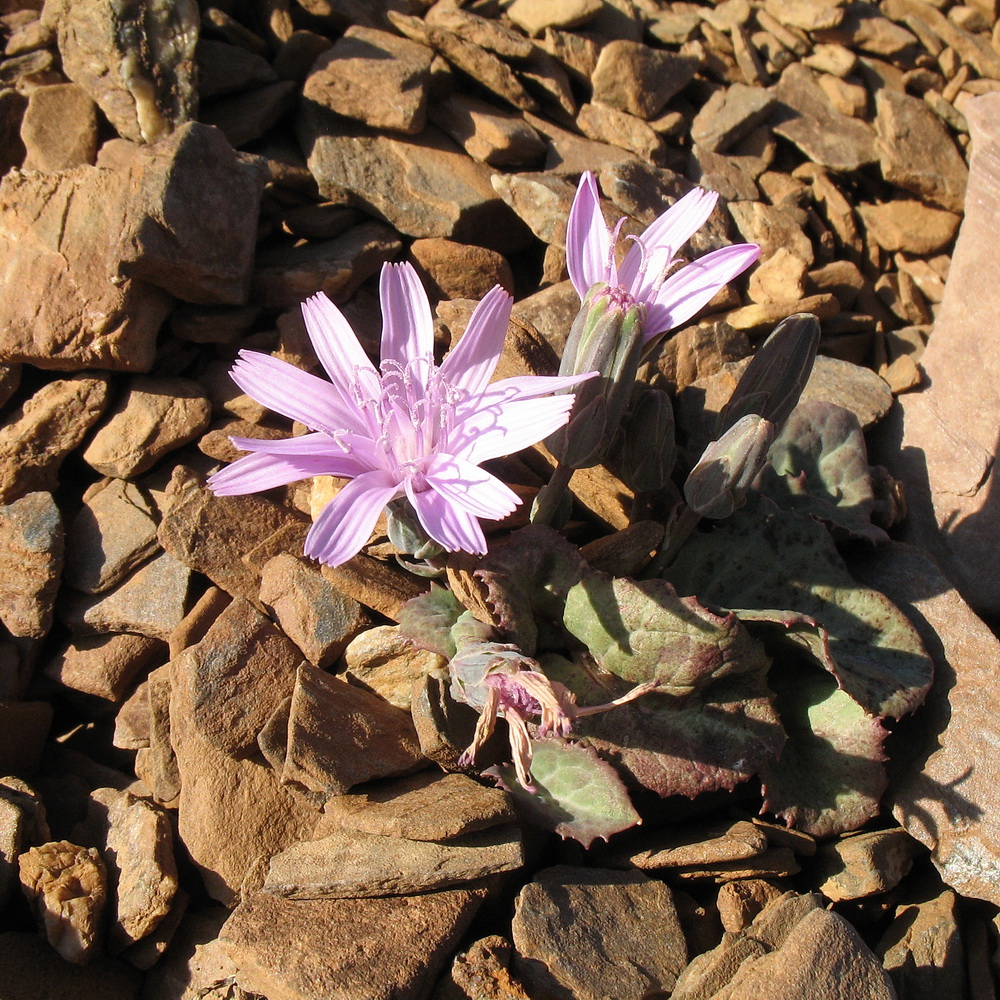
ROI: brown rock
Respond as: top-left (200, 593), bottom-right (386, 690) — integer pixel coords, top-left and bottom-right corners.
top-left (526, 110), bottom-right (639, 174)
top-left (511, 280), bottom-right (581, 358)
top-left (45, 632), bottom-right (164, 703)
top-left (577, 101), bottom-right (664, 161)
top-left (689, 145), bottom-right (761, 202)
top-left (591, 40), bottom-right (698, 120)
top-left (763, 0), bottom-right (845, 30)
top-left (875, 89), bottom-right (968, 213)
top-left (428, 92), bottom-right (546, 168)
top-left (858, 199), bottom-right (961, 254)
top-left (0, 491), bottom-right (62, 638)
top-left (85, 787), bottom-right (177, 952)
top-left (424, 5), bottom-right (535, 59)
top-left (303, 26), bottom-right (432, 135)
top-left (199, 79), bottom-right (298, 149)
top-left (728, 200), bottom-right (815, 266)
top-left (20, 82), bottom-right (97, 172)
top-left (138, 664), bottom-right (180, 805)
top-left (320, 553), bottom-right (429, 622)
top-left (748, 246), bottom-right (809, 303)
top-left (0, 88), bottom-right (27, 175)
top-left (176, 597), bottom-right (303, 756)
top-left (773, 63), bottom-right (878, 172)
top-left (722, 293), bottom-right (840, 332)
top-left (19, 840), bottom-right (106, 964)
top-left (490, 171), bottom-right (577, 246)
top-left (0, 375), bottom-right (109, 503)
top-left (815, 828), bottom-right (920, 901)
top-left (63, 479), bottom-right (159, 595)
top-left (512, 866), bottom-right (687, 1000)
top-left (82, 376), bottom-right (211, 479)
top-left (611, 819), bottom-right (770, 870)
top-left (319, 770), bottom-right (515, 842)
top-left (410, 238), bottom-right (514, 302)
top-left (282, 663), bottom-right (425, 798)
top-left (506, 0), bottom-right (602, 35)
top-left (439, 935), bottom-right (533, 1000)
top-left (691, 84), bottom-right (776, 153)
top-left (263, 824), bottom-right (523, 899)
top-left (55, 0), bottom-right (197, 143)
top-left (221, 886), bottom-right (486, 1000)
top-left (343, 624), bottom-right (445, 711)
top-left (717, 878), bottom-right (787, 933)
top-left (0, 167), bottom-right (173, 372)
top-left (195, 38), bottom-right (277, 99)
top-left (59, 551), bottom-right (191, 641)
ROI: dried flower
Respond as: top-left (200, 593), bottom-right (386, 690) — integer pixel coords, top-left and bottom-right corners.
top-left (209, 262), bottom-right (594, 566)
top-left (565, 171), bottom-right (760, 347)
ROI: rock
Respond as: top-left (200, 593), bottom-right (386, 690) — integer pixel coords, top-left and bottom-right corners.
top-left (877, 884), bottom-right (966, 1000)
top-left (691, 84), bottom-right (776, 153)
top-left (0, 778), bottom-right (48, 911)
top-left (176, 597), bottom-right (303, 757)
top-left (424, 5), bottom-right (535, 60)
top-left (170, 647), bottom-right (319, 906)
top-left (282, 663), bottom-right (426, 799)
top-left (0, 375), bottom-right (109, 504)
top-left (220, 886), bottom-right (486, 1000)
top-left (717, 879), bottom-right (788, 933)
top-left (438, 935), bottom-right (533, 1000)
top-left (45, 632), bottom-right (164, 703)
top-left (55, 0), bottom-right (198, 143)
top-left (0, 166), bottom-right (173, 372)
top-left (728, 200), bottom-right (815, 266)
top-left (591, 40), bottom-right (699, 120)
top-left (722, 293), bottom-right (840, 332)
top-left (690, 145), bottom-right (761, 202)
top-left (409, 238), bottom-right (514, 302)
top-left (874, 89), bottom-right (968, 213)
top-left (343, 624), bottom-right (445, 711)
top-left (0, 703), bottom-right (52, 775)
top-left (527, 110), bottom-right (639, 174)
top-left (0, 88), bottom-right (27, 175)
top-left (607, 819), bottom-right (770, 870)
top-left (263, 824), bottom-right (523, 898)
top-left (82, 376), bottom-right (211, 479)
top-left (18, 840), bottom-right (107, 964)
top-left (318, 770), bottom-right (516, 842)
top-left (772, 63), bottom-right (878, 172)
top-left (511, 866), bottom-right (687, 1000)
top-left (428, 92), bottom-right (546, 167)
top-left (876, 95), bottom-right (1000, 618)
top-left (259, 553), bottom-right (368, 669)
top-left (195, 38), bottom-right (277, 99)
top-left (63, 479), bottom-right (159, 595)
top-left (858, 199), bottom-right (961, 255)
top-left (303, 26), bottom-right (433, 135)
top-left (814, 5), bottom-right (918, 57)
top-left (0, 492), bottom-right (62, 638)
top-left (577, 101), bottom-right (664, 162)
top-left (511, 280), bottom-right (580, 357)
top-left (137, 665), bottom-right (179, 805)
top-left (490, 171), bottom-right (577, 246)
top-left (763, 0), bottom-right (845, 31)
top-left (0, 932), bottom-right (141, 1000)
top-left (157, 471), bottom-right (310, 603)
top-left (814, 828), bottom-right (920, 901)
top-left (320, 553), bottom-right (429, 621)
top-left (199, 80), bottom-right (298, 149)
top-left (59, 551), bottom-right (191, 641)
top-left (84, 787), bottom-right (177, 952)
top-left (252, 220), bottom-right (403, 308)
top-left (748, 246), bottom-right (809, 302)
top-left (111, 122), bottom-right (268, 305)
top-left (506, 0), bottom-right (602, 35)
top-left (20, 82), bottom-right (97, 172)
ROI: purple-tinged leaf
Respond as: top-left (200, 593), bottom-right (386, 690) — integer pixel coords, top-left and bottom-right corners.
top-left (487, 737), bottom-right (640, 848)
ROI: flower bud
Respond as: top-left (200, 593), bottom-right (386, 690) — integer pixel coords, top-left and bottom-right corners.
top-left (719, 313), bottom-right (820, 434)
top-left (386, 498), bottom-right (444, 562)
top-left (616, 387), bottom-right (676, 493)
top-left (685, 413), bottom-right (776, 519)
top-left (546, 283), bottom-right (646, 469)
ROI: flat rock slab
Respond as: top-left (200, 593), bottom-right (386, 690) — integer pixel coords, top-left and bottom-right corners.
top-left (263, 824), bottom-right (523, 898)
top-left (877, 94), bottom-right (1000, 619)
top-left (220, 886), bottom-right (486, 1000)
top-left (511, 865), bottom-right (687, 1000)
top-left (0, 491), bottom-right (62, 638)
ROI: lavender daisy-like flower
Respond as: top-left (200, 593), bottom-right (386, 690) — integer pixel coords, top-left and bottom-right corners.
top-left (566, 170), bottom-right (760, 345)
top-left (209, 262), bottom-right (594, 566)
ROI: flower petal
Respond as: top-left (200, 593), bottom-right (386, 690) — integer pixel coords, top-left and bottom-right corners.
top-left (471, 371), bottom-right (598, 405)
top-left (208, 450), bottom-right (358, 496)
top-left (438, 285), bottom-right (513, 396)
top-left (300, 292), bottom-right (378, 393)
top-left (450, 393), bottom-right (581, 465)
top-left (304, 470), bottom-right (401, 566)
top-left (379, 261), bottom-right (434, 370)
top-left (643, 243), bottom-right (760, 342)
top-left (406, 482), bottom-right (488, 554)
top-left (230, 351), bottom-right (369, 436)
top-left (566, 171), bottom-right (611, 299)
top-left (423, 454), bottom-right (521, 519)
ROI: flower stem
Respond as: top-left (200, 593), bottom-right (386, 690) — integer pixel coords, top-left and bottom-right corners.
top-left (645, 504), bottom-right (701, 577)
top-left (531, 462), bottom-right (574, 526)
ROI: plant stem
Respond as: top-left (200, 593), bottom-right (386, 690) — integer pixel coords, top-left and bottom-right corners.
top-left (531, 461), bottom-right (574, 525)
top-left (645, 504), bottom-right (701, 577)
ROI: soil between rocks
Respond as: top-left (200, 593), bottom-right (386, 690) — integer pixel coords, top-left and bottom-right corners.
top-left (0, 1), bottom-right (998, 998)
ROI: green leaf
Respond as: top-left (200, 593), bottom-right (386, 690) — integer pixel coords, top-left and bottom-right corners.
top-left (761, 400), bottom-right (888, 543)
top-left (487, 737), bottom-right (640, 848)
top-left (760, 659), bottom-right (888, 838)
top-left (397, 587), bottom-right (466, 658)
top-left (666, 498), bottom-right (933, 719)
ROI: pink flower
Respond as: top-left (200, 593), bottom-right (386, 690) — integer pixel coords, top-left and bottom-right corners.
top-left (566, 171), bottom-right (760, 345)
top-left (209, 262), bottom-right (594, 566)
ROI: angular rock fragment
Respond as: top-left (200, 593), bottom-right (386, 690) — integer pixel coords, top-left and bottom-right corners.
top-left (591, 40), bottom-right (698, 120)
top-left (858, 199), bottom-right (961, 254)
top-left (19, 840), bottom-right (107, 964)
top-left (20, 82), bottom-right (97, 172)
top-left (439, 935), bottom-right (533, 1000)
top-left (303, 26), bottom-right (433, 134)
top-left (282, 663), bottom-right (426, 799)
top-left (55, 0), bottom-right (198, 143)
top-left (45, 632), bottom-right (164, 704)
top-left (199, 79), bottom-right (298, 149)
top-left (343, 623), bottom-right (445, 711)
top-left (411, 238), bottom-right (514, 301)
top-left (0, 492), bottom-right (62, 639)
top-left (506, 0), bottom-right (602, 35)
top-left (429, 92), bottom-right (546, 168)
top-left (691, 84), bottom-right (776, 153)
top-left (577, 101), bottom-right (664, 161)
top-left (263, 825), bottom-right (523, 898)
top-left (83, 376), bottom-right (211, 479)
top-left (0, 376), bottom-right (109, 503)
top-left (512, 866), bottom-right (687, 1000)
